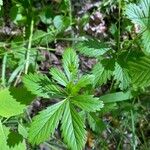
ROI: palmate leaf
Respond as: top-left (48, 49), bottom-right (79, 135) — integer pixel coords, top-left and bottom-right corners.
top-left (62, 48), bottom-right (79, 81)
top-left (92, 63), bottom-right (113, 86)
top-left (50, 67), bottom-right (68, 87)
top-left (113, 63), bottom-right (131, 90)
top-left (61, 101), bottom-right (86, 150)
top-left (29, 100), bottom-right (66, 145)
top-left (125, 0), bottom-right (150, 53)
top-left (76, 39), bottom-right (110, 57)
top-left (72, 95), bottom-right (104, 112)
top-left (23, 73), bottom-right (64, 98)
top-left (0, 89), bottom-right (25, 118)
top-left (128, 56), bottom-right (150, 88)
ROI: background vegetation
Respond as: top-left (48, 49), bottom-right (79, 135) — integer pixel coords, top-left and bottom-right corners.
top-left (0, 0), bottom-right (149, 149)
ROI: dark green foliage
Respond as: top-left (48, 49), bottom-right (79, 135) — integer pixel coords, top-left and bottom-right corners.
top-left (0, 0), bottom-right (150, 149)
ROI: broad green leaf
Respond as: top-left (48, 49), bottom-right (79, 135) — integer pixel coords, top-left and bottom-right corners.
top-left (0, 121), bottom-right (9, 150)
top-left (9, 140), bottom-right (26, 150)
top-left (29, 100), bottom-right (66, 145)
top-left (75, 75), bottom-right (94, 88)
top-left (39, 7), bottom-right (52, 24)
top-left (113, 63), bottom-right (131, 90)
top-left (76, 39), bottom-right (110, 57)
top-left (32, 30), bottom-right (54, 46)
top-left (87, 113), bottom-right (106, 133)
top-left (0, 121), bottom-right (26, 150)
top-left (61, 101), bottom-right (86, 150)
top-left (99, 91), bottom-right (133, 103)
top-left (92, 63), bottom-right (113, 86)
top-left (128, 56), bottom-right (150, 88)
top-left (72, 95), bottom-right (104, 112)
top-left (7, 130), bottom-right (23, 147)
top-left (10, 5), bottom-right (25, 24)
top-left (9, 87), bottom-right (35, 105)
top-left (125, 0), bottom-right (150, 53)
top-left (53, 15), bottom-right (70, 32)
top-left (50, 67), bottom-right (68, 87)
top-left (73, 75), bottom-right (94, 93)
top-left (0, 89), bottom-right (25, 118)
top-left (53, 15), bottom-right (64, 31)
top-left (62, 48), bottom-right (79, 81)
top-left (23, 73), bottom-right (64, 98)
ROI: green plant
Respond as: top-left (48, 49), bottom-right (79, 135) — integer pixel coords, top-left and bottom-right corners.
top-left (23, 48), bottom-right (104, 149)
top-left (0, 0), bottom-right (150, 149)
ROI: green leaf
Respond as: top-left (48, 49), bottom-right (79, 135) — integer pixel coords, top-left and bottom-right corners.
top-left (113, 63), bottom-right (131, 90)
top-left (0, 121), bottom-right (9, 150)
top-left (18, 124), bottom-right (28, 139)
top-left (87, 113), bottom-right (106, 133)
top-left (0, 89), bottom-right (25, 118)
top-left (32, 30), bottom-right (54, 46)
top-left (73, 75), bottom-right (94, 92)
top-left (53, 15), bottom-right (64, 31)
top-left (72, 95), bottom-right (104, 112)
top-left (92, 63), bottom-right (113, 86)
top-left (125, 0), bottom-right (150, 53)
top-left (50, 67), bottom-right (68, 87)
top-left (9, 141), bottom-right (26, 150)
top-left (128, 56), bottom-right (150, 88)
top-left (9, 87), bottom-right (35, 105)
top-left (8, 63), bottom-right (24, 84)
top-left (39, 7), bottom-right (52, 24)
top-left (99, 91), bottom-right (133, 103)
top-left (53, 15), bottom-right (70, 32)
top-left (61, 101), bottom-right (86, 150)
top-left (7, 131), bottom-right (23, 147)
top-left (62, 48), bottom-right (79, 81)
top-left (29, 100), bottom-right (66, 145)
top-left (23, 73), bottom-right (63, 98)
top-left (76, 39), bottom-right (110, 57)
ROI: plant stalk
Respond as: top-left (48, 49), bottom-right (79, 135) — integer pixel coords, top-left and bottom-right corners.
top-left (117, 0), bottom-right (121, 52)
top-left (131, 110), bottom-right (136, 150)
top-left (25, 19), bottom-right (34, 74)
top-left (1, 52), bottom-right (7, 87)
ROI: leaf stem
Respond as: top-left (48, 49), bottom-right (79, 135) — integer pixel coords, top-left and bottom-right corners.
top-left (131, 109), bottom-right (136, 150)
top-left (68, 0), bottom-right (74, 44)
top-left (1, 52), bottom-right (7, 87)
top-left (117, 0), bottom-right (121, 52)
top-left (25, 19), bottom-right (34, 74)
